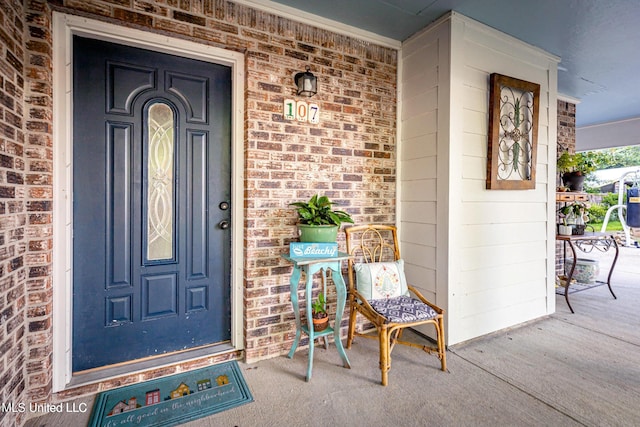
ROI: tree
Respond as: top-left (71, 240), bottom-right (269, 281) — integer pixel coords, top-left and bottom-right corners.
top-left (589, 146), bottom-right (640, 170)
top-left (580, 146), bottom-right (640, 191)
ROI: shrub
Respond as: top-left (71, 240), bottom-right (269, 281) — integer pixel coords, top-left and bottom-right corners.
top-left (587, 204), bottom-right (608, 223)
top-left (601, 192), bottom-right (624, 207)
top-left (598, 192), bottom-right (627, 221)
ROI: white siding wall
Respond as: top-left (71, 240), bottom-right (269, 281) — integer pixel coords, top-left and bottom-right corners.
top-left (400, 12), bottom-right (558, 345)
top-left (399, 19), bottom-right (451, 338)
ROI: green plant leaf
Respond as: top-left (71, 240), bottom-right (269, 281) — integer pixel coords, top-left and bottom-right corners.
top-left (289, 194), bottom-right (353, 226)
top-left (312, 292), bottom-right (326, 314)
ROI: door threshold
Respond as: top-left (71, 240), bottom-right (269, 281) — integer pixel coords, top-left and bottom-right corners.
top-left (66, 342), bottom-right (236, 390)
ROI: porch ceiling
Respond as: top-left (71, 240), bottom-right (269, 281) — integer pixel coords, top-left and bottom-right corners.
top-left (265, 0), bottom-right (640, 129)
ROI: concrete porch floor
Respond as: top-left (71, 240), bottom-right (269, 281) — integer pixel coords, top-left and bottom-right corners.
top-left (26, 243), bottom-right (640, 426)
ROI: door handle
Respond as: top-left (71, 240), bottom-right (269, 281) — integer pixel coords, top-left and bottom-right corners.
top-left (218, 220), bottom-right (230, 230)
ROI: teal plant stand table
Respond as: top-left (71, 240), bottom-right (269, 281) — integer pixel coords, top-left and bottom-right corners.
top-left (282, 252), bottom-right (352, 381)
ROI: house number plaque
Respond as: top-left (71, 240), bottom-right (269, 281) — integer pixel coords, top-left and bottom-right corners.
top-left (284, 99), bottom-right (319, 124)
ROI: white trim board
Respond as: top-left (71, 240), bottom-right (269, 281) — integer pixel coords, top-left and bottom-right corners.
top-left (577, 117), bottom-right (640, 151)
top-left (233, 0), bottom-right (401, 49)
top-left (52, 12), bottom-right (245, 392)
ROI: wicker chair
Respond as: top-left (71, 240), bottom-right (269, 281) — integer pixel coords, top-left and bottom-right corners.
top-left (344, 224), bottom-right (447, 385)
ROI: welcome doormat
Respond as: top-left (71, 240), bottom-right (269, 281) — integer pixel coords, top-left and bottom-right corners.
top-left (88, 361), bottom-right (253, 427)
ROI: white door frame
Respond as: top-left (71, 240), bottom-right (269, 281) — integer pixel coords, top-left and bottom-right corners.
top-left (52, 12), bottom-right (245, 392)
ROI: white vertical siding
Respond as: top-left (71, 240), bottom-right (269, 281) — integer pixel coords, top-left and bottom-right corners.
top-left (400, 12), bottom-right (558, 345)
top-left (400, 27), bottom-right (441, 304)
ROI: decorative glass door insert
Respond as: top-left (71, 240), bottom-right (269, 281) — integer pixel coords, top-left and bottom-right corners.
top-left (146, 102), bottom-right (175, 262)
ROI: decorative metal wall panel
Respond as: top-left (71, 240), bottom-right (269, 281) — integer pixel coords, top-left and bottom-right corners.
top-left (486, 73), bottom-right (540, 190)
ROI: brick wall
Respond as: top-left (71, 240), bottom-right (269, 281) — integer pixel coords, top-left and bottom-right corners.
top-left (556, 100), bottom-right (577, 275)
top-left (557, 100), bottom-right (576, 156)
top-left (4, 0), bottom-right (398, 416)
top-left (0, 1), bottom-right (28, 426)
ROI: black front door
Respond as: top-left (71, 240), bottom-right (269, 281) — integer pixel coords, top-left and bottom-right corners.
top-left (72, 36), bottom-right (232, 372)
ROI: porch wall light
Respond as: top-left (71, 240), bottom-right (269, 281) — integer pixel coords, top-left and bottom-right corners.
top-left (294, 66), bottom-right (317, 97)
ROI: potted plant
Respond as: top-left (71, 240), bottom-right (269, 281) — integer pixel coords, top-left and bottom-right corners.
top-left (311, 292), bottom-right (329, 331)
top-left (557, 151), bottom-right (597, 192)
top-left (557, 212), bottom-right (573, 236)
top-left (558, 201), bottom-right (588, 235)
top-left (289, 194), bottom-right (354, 242)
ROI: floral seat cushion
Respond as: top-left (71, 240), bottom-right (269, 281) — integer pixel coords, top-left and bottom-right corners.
top-left (368, 295), bottom-right (438, 323)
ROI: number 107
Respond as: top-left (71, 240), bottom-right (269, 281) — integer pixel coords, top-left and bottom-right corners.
top-left (283, 99), bottom-right (320, 124)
